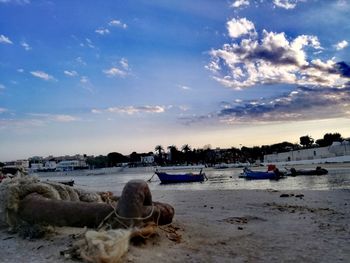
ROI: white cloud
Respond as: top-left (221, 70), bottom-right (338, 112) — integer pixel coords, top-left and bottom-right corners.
top-left (0, 118), bottom-right (45, 131)
top-left (30, 71), bottom-right (55, 81)
top-left (64, 70), bottom-right (78, 77)
top-left (29, 113), bottom-right (79, 122)
top-left (93, 105), bottom-right (166, 115)
top-left (108, 20), bottom-right (127, 29)
top-left (0, 34), bottom-right (13, 44)
top-left (95, 28), bottom-right (110, 35)
top-left (17, 68), bottom-right (24, 73)
top-left (80, 76), bottom-right (89, 83)
top-left (53, 114), bottom-right (78, 122)
top-left (85, 38), bottom-right (95, 48)
top-left (179, 105), bottom-right (190, 111)
top-left (120, 58), bottom-right (129, 70)
top-left (334, 40), bottom-right (348, 50)
top-left (226, 18), bottom-right (256, 39)
top-left (79, 76), bottom-right (94, 93)
top-left (273, 0), bottom-right (304, 9)
top-left (76, 57), bottom-right (87, 66)
top-left (208, 20), bottom-right (348, 89)
top-left (91, 109), bottom-right (102, 114)
top-left (21, 41), bottom-right (31, 50)
top-left (103, 67), bottom-right (127, 77)
top-left (231, 0), bottom-right (250, 8)
top-left (0, 107), bottom-right (7, 113)
top-left (0, 84), bottom-right (5, 90)
top-left (108, 106), bottom-right (165, 115)
top-left (0, 0), bottom-right (30, 4)
top-left (178, 85), bottom-right (191, 90)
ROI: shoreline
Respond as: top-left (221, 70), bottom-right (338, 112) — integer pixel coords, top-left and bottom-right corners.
top-left (1, 188), bottom-right (349, 262)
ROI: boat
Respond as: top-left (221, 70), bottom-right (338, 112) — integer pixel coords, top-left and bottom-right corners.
top-left (46, 179), bottom-right (75, 186)
top-left (57, 180), bottom-right (75, 186)
top-left (240, 166), bottom-right (284, 180)
top-left (155, 169), bottom-right (207, 184)
top-left (288, 167), bottom-right (328, 176)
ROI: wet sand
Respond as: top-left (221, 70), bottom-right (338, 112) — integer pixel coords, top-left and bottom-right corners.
top-left (1, 188), bottom-right (349, 262)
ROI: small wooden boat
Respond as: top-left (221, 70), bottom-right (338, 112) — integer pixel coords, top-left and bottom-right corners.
top-left (47, 180), bottom-right (75, 186)
top-left (155, 170), bottom-right (207, 184)
top-left (240, 167), bottom-right (283, 180)
top-left (58, 180), bottom-right (75, 186)
top-left (289, 167), bottom-right (328, 176)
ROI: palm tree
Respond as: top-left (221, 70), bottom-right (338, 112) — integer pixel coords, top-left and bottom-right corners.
top-left (181, 144), bottom-right (191, 164)
top-left (181, 144), bottom-right (191, 153)
top-left (155, 145), bottom-right (164, 156)
top-left (155, 145), bottom-right (164, 165)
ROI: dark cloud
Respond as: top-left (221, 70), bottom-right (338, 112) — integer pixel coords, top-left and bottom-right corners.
top-left (217, 86), bottom-right (350, 123)
top-left (335, 62), bottom-right (350, 78)
top-left (180, 85), bottom-right (350, 125)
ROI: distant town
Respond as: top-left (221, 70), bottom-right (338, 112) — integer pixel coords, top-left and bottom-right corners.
top-left (1, 132), bottom-right (349, 173)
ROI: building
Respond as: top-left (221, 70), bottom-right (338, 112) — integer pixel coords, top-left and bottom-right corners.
top-left (56, 159), bottom-right (88, 171)
top-left (3, 159), bottom-right (29, 169)
top-left (140, 155), bottom-right (155, 165)
top-left (264, 141), bottom-right (350, 164)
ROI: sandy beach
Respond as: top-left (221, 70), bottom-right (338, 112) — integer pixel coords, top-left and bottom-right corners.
top-left (1, 186), bottom-right (349, 262)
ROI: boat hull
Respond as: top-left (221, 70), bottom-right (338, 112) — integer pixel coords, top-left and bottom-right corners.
top-left (289, 167), bottom-right (328, 176)
top-left (242, 171), bottom-right (279, 180)
top-left (155, 172), bottom-right (205, 184)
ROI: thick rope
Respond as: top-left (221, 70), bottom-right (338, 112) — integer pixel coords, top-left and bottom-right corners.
top-left (97, 194), bottom-right (157, 231)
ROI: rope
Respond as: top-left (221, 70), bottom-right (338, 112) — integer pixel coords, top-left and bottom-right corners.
top-left (147, 173), bottom-right (156, 182)
top-left (97, 194), bottom-right (157, 230)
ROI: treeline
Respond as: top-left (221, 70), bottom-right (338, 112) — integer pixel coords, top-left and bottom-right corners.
top-left (85, 132), bottom-right (347, 167)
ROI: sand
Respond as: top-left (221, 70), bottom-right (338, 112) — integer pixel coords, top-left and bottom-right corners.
top-left (0, 187), bottom-right (349, 263)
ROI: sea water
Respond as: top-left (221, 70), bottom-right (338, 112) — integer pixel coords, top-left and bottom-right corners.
top-left (34, 164), bottom-right (350, 193)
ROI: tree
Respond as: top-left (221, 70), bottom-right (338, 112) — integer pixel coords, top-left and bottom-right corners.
top-left (300, 135), bottom-right (314, 148)
top-left (181, 144), bottom-right (191, 153)
top-left (155, 145), bottom-right (164, 157)
top-left (316, 132), bottom-right (343, 147)
top-left (167, 145), bottom-right (181, 163)
top-left (181, 144), bottom-right (191, 164)
top-left (129, 152), bottom-right (141, 163)
top-left (154, 145), bottom-right (164, 165)
top-left (107, 152), bottom-right (128, 167)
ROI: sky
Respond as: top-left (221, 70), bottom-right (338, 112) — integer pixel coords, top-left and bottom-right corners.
top-left (0, 0), bottom-right (349, 161)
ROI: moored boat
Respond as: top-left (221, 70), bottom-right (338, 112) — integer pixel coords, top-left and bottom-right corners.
top-left (46, 179), bottom-right (75, 186)
top-left (240, 166), bottom-right (284, 180)
top-left (289, 167), bottom-right (328, 176)
top-left (155, 170), bottom-right (207, 184)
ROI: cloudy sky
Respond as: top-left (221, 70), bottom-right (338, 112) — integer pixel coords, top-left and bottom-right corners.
top-left (0, 0), bottom-right (349, 161)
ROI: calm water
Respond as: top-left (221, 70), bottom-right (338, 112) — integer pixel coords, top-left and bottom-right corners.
top-left (35, 165), bottom-right (350, 193)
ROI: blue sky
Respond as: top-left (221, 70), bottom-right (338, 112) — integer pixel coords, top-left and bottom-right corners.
top-left (0, 0), bottom-right (349, 161)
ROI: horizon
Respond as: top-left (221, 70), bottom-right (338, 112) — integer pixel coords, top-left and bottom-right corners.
top-left (2, 130), bottom-right (348, 163)
top-left (1, 1), bottom-right (349, 162)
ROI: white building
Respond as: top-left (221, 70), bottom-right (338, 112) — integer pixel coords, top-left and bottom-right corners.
top-left (141, 155), bottom-right (155, 164)
top-left (56, 160), bottom-right (88, 171)
top-left (4, 159), bottom-right (29, 169)
top-left (44, 160), bottom-right (57, 170)
top-left (264, 141), bottom-right (350, 164)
